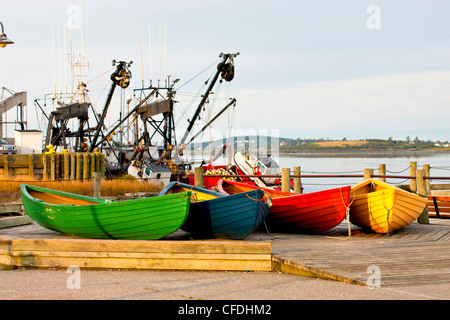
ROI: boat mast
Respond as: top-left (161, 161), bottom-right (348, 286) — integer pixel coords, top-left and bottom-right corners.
top-left (175, 52), bottom-right (239, 157)
top-left (89, 60), bottom-right (132, 152)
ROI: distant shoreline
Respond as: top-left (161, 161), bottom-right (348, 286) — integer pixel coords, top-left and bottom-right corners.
top-left (279, 149), bottom-right (450, 158)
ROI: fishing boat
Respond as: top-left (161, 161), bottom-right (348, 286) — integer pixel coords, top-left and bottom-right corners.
top-left (349, 179), bottom-right (428, 234)
top-left (127, 159), bottom-right (172, 186)
top-left (234, 151), bottom-right (280, 188)
top-left (217, 179), bottom-right (351, 233)
top-left (159, 181), bottom-right (270, 239)
top-left (20, 184), bottom-right (191, 240)
top-left (186, 164), bottom-right (255, 189)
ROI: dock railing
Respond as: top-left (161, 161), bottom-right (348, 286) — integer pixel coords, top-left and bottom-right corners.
top-left (196, 161), bottom-right (450, 223)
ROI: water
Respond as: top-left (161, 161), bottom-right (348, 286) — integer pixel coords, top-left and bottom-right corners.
top-left (273, 153), bottom-right (450, 193)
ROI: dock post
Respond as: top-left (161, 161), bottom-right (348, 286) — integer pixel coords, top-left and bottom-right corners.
top-left (94, 172), bottom-right (101, 198)
top-left (378, 164), bottom-right (386, 182)
top-left (55, 153), bottom-right (61, 180)
top-left (63, 153), bottom-right (70, 181)
top-left (416, 169), bottom-right (429, 224)
top-left (90, 153), bottom-right (95, 180)
top-left (50, 154), bottom-right (56, 181)
top-left (4, 155), bottom-right (9, 179)
top-left (364, 168), bottom-right (373, 180)
top-left (70, 153), bottom-right (76, 180)
top-left (76, 153), bottom-right (82, 181)
top-left (293, 166), bottom-right (302, 194)
top-left (410, 161), bottom-right (417, 193)
top-left (194, 167), bottom-right (204, 188)
top-left (423, 164), bottom-right (430, 194)
top-left (93, 152), bottom-right (99, 173)
top-left (99, 153), bottom-right (105, 177)
top-left (42, 154), bottom-right (48, 180)
top-left (281, 168), bottom-right (290, 192)
top-left (83, 153), bottom-right (89, 181)
top-left (28, 154), bottom-right (35, 179)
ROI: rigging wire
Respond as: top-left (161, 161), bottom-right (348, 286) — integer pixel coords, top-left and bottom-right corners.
top-left (174, 58), bottom-right (221, 91)
top-left (174, 71), bottom-right (212, 128)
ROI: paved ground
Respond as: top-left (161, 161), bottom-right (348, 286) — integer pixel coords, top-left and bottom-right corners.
top-left (1, 268), bottom-right (449, 300)
top-left (1, 219), bottom-right (450, 304)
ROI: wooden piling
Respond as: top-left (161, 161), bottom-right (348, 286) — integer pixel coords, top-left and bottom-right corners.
top-left (70, 153), bottom-right (76, 180)
top-left (63, 153), bottom-right (70, 180)
top-left (94, 172), bottom-right (101, 198)
top-left (83, 153), bottom-right (89, 181)
top-left (90, 153), bottom-right (95, 179)
top-left (194, 167), bottom-right (204, 188)
top-left (50, 154), bottom-right (56, 181)
top-left (378, 164), bottom-right (386, 182)
top-left (3, 155), bottom-right (9, 179)
top-left (364, 168), bottom-right (373, 180)
top-left (99, 153), bottom-right (105, 177)
top-left (423, 164), bottom-right (430, 194)
top-left (410, 161), bottom-right (417, 193)
top-left (42, 154), bottom-right (48, 180)
top-left (28, 154), bottom-right (35, 179)
top-left (0, 152), bottom-right (105, 181)
top-left (94, 152), bottom-right (100, 173)
top-left (293, 166), bottom-right (302, 194)
top-left (281, 168), bottom-right (290, 193)
top-left (416, 169), bottom-right (429, 224)
top-left (76, 153), bottom-right (82, 181)
top-left (55, 153), bottom-right (60, 180)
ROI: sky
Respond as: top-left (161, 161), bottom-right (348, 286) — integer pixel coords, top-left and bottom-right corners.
top-left (1, 0), bottom-right (450, 144)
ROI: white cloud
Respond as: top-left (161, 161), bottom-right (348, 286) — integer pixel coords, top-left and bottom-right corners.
top-left (230, 71), bottom-right (450, 140)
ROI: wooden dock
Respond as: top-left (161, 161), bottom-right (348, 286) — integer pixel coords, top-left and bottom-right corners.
top-left (0, 224), bottom-right (272, 272)
top-left (263, 219), bottom-right (450, 287)
top-left (1, 218), bottom-right (450, 288)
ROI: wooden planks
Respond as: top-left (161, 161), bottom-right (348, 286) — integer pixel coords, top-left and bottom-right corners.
top-left (0, 236), bottom-right (272, 272)
top-left (3, 217), bottom-right (450, 288)
top-left (270, 219), bottom-right (450, 287)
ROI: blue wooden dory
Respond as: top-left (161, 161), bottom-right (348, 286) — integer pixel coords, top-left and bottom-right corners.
top-left (159, 181), bottom-right (271, 239)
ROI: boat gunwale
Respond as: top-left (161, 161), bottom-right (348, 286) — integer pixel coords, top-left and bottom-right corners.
top-left (20, 184), bottom-right (192, 208)
top-left (159, 181), bottom-right (269, 206)
top-left (218, 179), bottom-right (351, 203)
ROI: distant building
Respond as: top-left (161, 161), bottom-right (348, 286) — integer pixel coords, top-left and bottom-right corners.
top-left (435, 142), bottom-right (449, 147)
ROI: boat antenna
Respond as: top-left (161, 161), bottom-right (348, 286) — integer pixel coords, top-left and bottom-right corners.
top-left (148, 20), bottom-right (153, 86)
top-left (139, 21), bottom-right (145, 88)
top-left (175, 52), bottom-right (239, 158)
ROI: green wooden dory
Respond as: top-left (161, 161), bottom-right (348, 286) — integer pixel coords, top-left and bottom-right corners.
top-left (20, 184), bottom-right (191, 240)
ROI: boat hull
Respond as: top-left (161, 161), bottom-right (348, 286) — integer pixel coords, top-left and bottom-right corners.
top-left (20, 184), bottom-right (191, 240)
top-left (349, 179), bottom-right (428, 233)
top-left (218, 179), bottom-right (351, 233)
top-left (159, 181), bottom-right (270, 239)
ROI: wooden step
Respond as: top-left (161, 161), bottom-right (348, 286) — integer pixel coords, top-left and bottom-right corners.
top-left (0, 236), bottom-right (272, 272)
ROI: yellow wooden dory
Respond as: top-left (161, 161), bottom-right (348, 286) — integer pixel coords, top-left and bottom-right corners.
top-left (349, 179), bottom-right (428, 234)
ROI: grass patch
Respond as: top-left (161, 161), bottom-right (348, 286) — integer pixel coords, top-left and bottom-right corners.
top-left (314, 140), bottom-right (369, 148)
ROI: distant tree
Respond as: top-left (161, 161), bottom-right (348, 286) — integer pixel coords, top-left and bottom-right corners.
top-left (342, 137), bottom-right (347, 141)
top-left (413, 137), bottom-right (420, 144)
